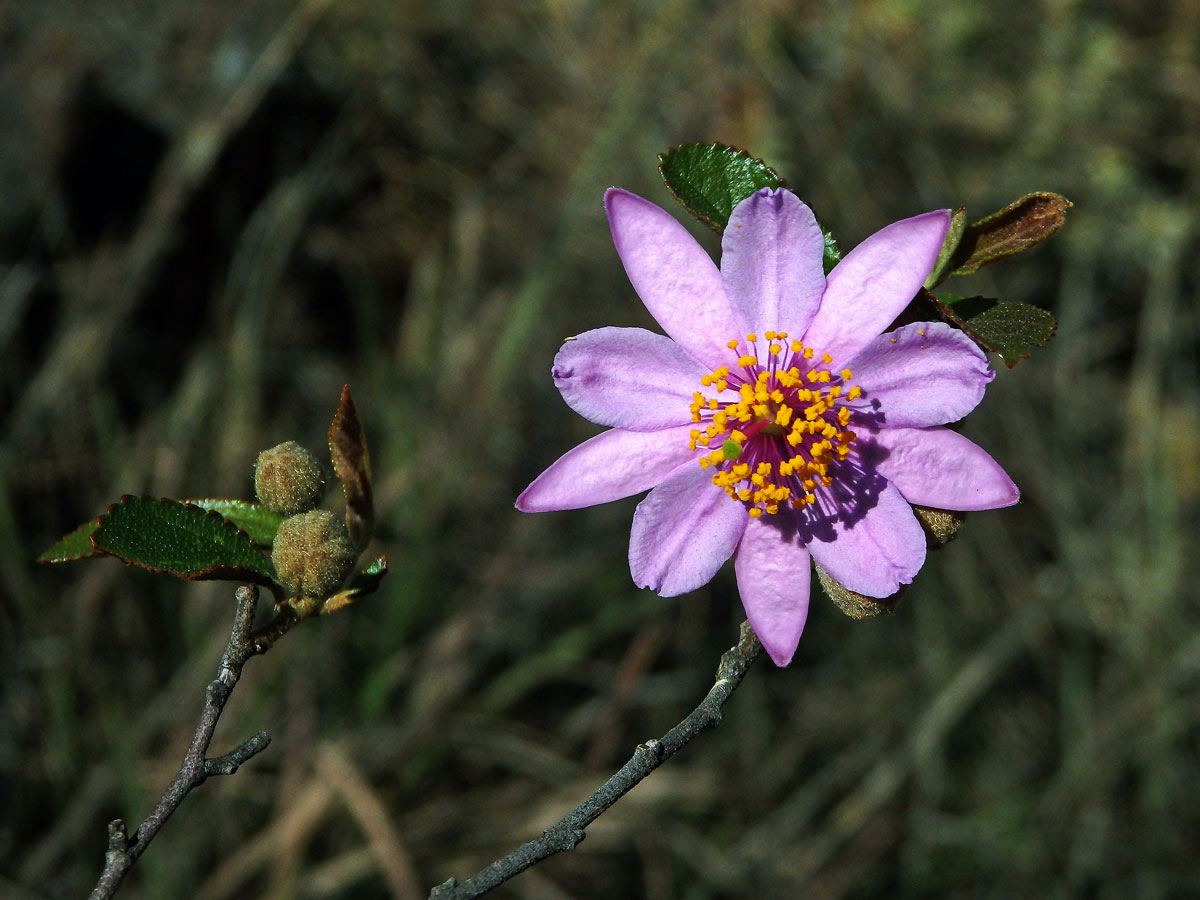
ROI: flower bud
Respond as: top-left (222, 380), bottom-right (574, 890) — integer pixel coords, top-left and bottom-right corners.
top-left (912, 505), bottom-right (966, 549)
top-left (272, 509), bottom-right (356, 599)
top-left (814, 561), bottom-right (904, 619)
top-left (255, 441), bottom-right (325, 516)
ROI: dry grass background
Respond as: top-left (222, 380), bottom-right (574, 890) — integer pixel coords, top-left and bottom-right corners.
top-left (2, 0), bottom-right (1199, 897)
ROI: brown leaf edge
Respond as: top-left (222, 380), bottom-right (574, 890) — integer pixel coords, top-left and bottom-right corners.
top-left (925, 291), bottom-right (1058, 368)
top-left (91, 495), bottom-right (284, 598)
top-left (328, 385), bottom-right (374, 549)
top-left (950, 192), bottom-right (1073, 275)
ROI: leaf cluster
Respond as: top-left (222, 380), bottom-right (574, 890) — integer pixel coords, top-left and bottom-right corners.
top-left (38, 385), bottom-right (387, 613)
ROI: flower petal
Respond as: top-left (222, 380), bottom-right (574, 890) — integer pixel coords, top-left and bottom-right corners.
top-left (721, 189), bottom-right (826, 338)
top-left (807, 480), bottom-right (926, 598)
top-left (551, 327), bottom-right (707, 431)
top-left (802, 210), bottom-right (950, 365)
top-left (629, 464), bottom-right (747, 597)
top-left (516, 425), bottom-right (698, 512)
top-left (605, 189), bottom-right (741, 369)
top-left (734, 515), bottom-right (811, 666)
top-left (868, 426), bottom-right (1020, 511)
top-left (845, 321), bottom-right (994, 427)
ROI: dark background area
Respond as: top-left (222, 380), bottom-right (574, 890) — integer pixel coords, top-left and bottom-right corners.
top-left (2, 1), bottom-right (1199, 897)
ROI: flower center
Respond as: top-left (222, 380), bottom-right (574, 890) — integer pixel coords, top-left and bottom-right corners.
top-left (688, 331), bottom-right (861, 518)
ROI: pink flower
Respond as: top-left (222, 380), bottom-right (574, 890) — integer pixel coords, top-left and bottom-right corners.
top-left (517, 188), bottom-right (1018, 666)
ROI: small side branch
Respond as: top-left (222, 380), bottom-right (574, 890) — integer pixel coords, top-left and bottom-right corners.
top-left (88, 585), bottom-right (292, 900)
top-left (429, 620), bottom-right (764, 899)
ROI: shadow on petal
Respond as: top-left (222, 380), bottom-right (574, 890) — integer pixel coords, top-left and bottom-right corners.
top-left (793, 438), bottom-right (892, 544)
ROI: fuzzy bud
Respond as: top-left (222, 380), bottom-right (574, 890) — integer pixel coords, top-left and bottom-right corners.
top-left (814, 561), bottom-right (905, 620)
top-left (272, 510), bottom-right (355, 599)
top-left (912, 505), bottom-right (966, 549)
top-left (255, 441), bottom-right (325, 516)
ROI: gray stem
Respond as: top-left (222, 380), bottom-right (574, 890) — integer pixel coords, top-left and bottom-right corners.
top-left (429, 620), bottom-right (764, 899)
top-left (88, 585), bottom-right (297, 900)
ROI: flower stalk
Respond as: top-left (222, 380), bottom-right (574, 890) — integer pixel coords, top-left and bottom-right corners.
top-left (429, 621), bottom-right (764, 899)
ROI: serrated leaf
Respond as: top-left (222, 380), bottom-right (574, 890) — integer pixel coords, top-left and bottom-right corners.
top-left (924, 206), bottom-right (968, 289)
top-left (950, 192), bottom-right (1072, 275)
top-left (92, 495), bottom-right (278, 586)
top-left (657, 142), bottom-right (842, 272)
top-left (187, 499), bottom-right (286, 546)
top-left (658, 143), bottom-right (786, 232)
top-left (329, 385), bottom-right (374, 548)
top-left (930, 294), bottom-right (1057, 367)
top-left (38, 519), bottom-right (103, 563)
top-left (320, 554), bottom-right (388, 615)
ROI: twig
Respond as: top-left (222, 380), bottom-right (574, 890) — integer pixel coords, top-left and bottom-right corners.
top-left (429, 620), bottom-right (764, 899)
top-left (88, 585), bottom-right (300, 900)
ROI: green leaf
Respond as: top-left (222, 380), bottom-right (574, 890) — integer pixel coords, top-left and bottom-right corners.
top-left (320, 554), bottom-right (389, 615)
top-left (329, 385), bottom-right (374, 549)
top-left (187, 498), bottom-right (286, 546)
top-left (658, 143), bottom-right (785, 232)
top-left (821, 230), bottom-right (842, 275)
top-left (924, 206), bottom-right (968, 289)
top-left (92, 495), bottom-right (278, 586)
top-left (38, 519), bottom-right (103, 563)
top-left (950, 192), bottom-right (1073, 276)
top-left (657, 142), bottom-right (842, 271)
top-left (930, 294), bottom-right (1057, 367)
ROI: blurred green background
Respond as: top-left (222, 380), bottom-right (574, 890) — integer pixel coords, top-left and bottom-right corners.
top-left (2, 0), bottom-right (1198, 897)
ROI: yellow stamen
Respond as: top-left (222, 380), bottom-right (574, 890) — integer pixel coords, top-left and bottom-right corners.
top-left (689, 330), bottom-right (861, 516)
